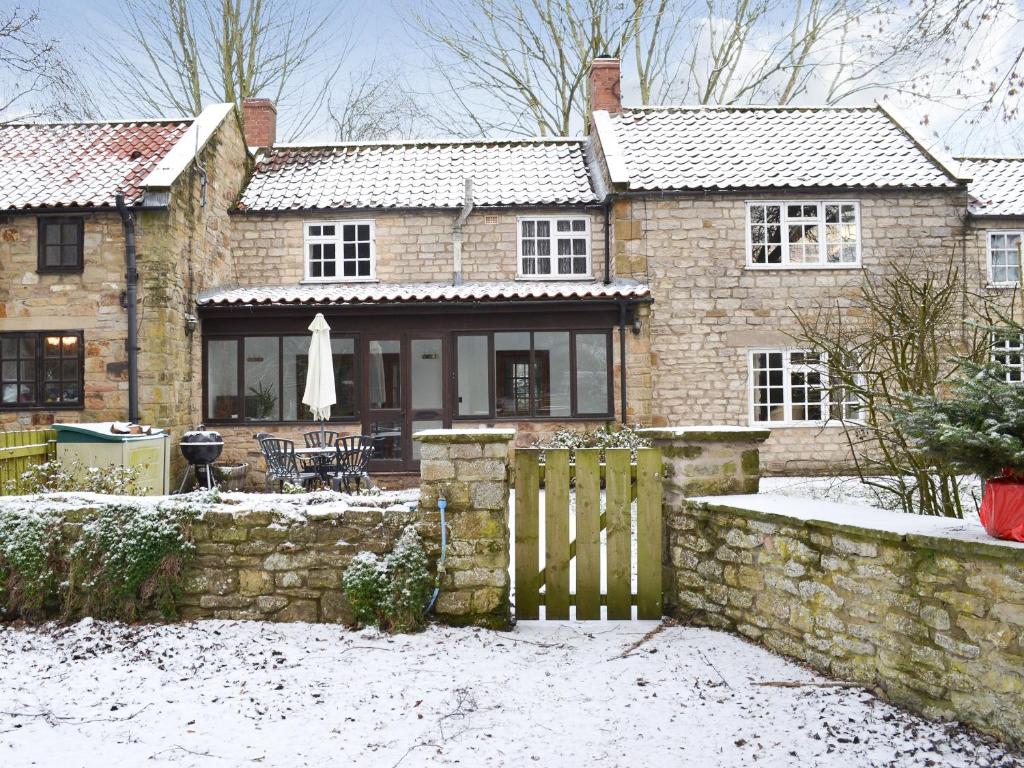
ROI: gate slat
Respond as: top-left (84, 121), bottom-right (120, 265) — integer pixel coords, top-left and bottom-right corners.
top-left (605, 448), bottom-right (632, 619)
top-left (574, 449), bottom-right (601, 620)
top-left (514, 449), bottom-right (541, 620)
top-left (544, 449), bottom-right (571, 620)
top-left (636, 448), bottom-right (663, 619)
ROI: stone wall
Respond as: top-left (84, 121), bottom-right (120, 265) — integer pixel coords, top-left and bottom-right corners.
top-left (228, 207), bottom-right (608, 286)
top-left (181, 498), bottom-right (425, 623)
top-left (612, 189), bottom-right (973, 473)
top-left (414, 428), bottom-right (514, 628)
top-left (665, 496), bottom-right (1024, 747)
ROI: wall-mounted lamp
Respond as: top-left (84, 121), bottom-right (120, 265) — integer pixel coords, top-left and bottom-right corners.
top-left (631, 314), bottom-right (642, 335)
top-left (185, 313), bottom-right (198, 336)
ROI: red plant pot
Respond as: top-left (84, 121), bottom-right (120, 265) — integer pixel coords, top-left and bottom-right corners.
top-left (978, 469), bottom-right (1024, 542)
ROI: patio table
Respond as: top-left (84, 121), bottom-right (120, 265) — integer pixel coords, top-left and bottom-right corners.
top-left (293, 445), bottom-right (338, 483)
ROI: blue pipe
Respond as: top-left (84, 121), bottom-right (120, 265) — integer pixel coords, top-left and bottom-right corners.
top-left (425, 497), bottom-right (447, 614)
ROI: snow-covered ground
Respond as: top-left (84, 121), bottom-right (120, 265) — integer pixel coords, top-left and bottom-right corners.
top-left (1, 620), bottom-right (1020, 768)
top-left (761, 475), bottom-right (984, 523)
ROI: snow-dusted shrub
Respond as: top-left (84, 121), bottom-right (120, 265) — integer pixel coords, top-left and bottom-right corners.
top-left (6, 459), bottom-right (144, 495)
top-left (0, 506), bottom-right (63, 618)
top-left (342, 526), bottom-right (431, 633)
top-left (0, 494), bottom-right (210, 621)
top-left (533, 424), bottom-right (651, 462)
top-left (66, 500), bottom-right (200, 620)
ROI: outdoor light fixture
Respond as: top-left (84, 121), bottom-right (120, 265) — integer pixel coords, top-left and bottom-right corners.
top-left (185, 313), bottom-right (198, 335)
top-left (632, 314), bottom-right (642, 335)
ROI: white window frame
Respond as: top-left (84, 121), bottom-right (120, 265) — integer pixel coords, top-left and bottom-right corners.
top-left (303, 220), bottom-right (376, 283)
top-left (745, 201), bottom-right (862, 269)
top-left (516, 215), bottom-right (592, 280)
top-left (986, 230), bottom-right (1023, 287)
top-left (747, 348), bottom-right (861, 427)
top-left (991, 331), bottom-right (1024, 383)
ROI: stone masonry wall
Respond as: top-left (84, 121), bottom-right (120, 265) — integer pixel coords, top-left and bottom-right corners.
top-left (666, 498), bottom-right (1024, 748)
top-left (415, 429), bottom-right (514, 628)
top-left (229, 207), bottom-right (608, 286)
top-left (612, 189), bottom-right (972, 474)
top-left (181, 500), bottom-right (426, 623)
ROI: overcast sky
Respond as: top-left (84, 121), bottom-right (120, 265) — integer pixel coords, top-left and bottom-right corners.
top-left (22, 0), bottom-right (1024, 155)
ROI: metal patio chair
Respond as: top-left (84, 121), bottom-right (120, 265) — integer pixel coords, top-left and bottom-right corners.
top-left (259, 436), bottom-right (318, 492)
top-left (330, 435), bottom-right (374, 493)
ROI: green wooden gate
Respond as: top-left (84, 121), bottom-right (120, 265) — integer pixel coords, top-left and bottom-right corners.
top-left (0, 428), bottom-right (57, 495)
top-left (514, 447), bottom-right (663, 620)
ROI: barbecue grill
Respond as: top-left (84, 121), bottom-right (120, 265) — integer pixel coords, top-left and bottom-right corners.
top-left (178, 425), bottom-right (224, 492)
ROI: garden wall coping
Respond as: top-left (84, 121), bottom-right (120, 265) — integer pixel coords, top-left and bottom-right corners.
top-left (413, 429), bottom-right (517, 444)
top-left (639, 426), bottom-right (772, 443)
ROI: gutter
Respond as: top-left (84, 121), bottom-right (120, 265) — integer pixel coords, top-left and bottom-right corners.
top-left (115, 194), bottom-right (140, 424)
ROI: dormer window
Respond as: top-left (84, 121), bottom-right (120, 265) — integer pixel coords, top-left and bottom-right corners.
top-left (37, 216), bottom-right (84, 273)
top-left (304, 221), bottom-right (375, 281)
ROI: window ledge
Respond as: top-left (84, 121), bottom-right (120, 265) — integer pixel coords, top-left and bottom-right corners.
top-left (515, 275), bottom-right (595, 282)
top-left (300, 278), bottom-right (378, 285)
top-left (744, 264), bottom-right (864, 272)
top-left (749, 421), bottom-right (853, 429)
top-left (987, 282), bottom-right (1020, 290)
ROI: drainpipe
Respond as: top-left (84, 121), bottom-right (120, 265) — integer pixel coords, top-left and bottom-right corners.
top-left (603, 194), bottom-right (613, 285)
top-left (452, 178), bottom-right (474, 286)
top-left (618, 299), bottom-right (628, 425)
top-left (115, 194), bottom-right (140, 424)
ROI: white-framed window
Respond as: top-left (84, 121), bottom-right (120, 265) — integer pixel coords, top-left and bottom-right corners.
top-left (304, 221), bottom-right (375, 281)
top-left (747, 201), bottom-right (861, 268)
top-left (517, 216), bottom-right (591, 279)
top-left (992, 331), bottom-right (1024, 382)
top-left (987, 231), bottom-right (1022, 286)
top-left (748, 349), bottom-right (861, 426)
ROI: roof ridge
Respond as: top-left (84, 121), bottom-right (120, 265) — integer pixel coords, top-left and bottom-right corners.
top-left (1, 116), bottom-right (194, 128)
top-left (620, 104), bottom-right (879, 113)
top-left (270, 137), bottom-right (586, 150)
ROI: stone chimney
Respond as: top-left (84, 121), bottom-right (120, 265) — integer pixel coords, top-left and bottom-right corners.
top-left (242, 97), bottom-right (277, 148)
top-left (589, 57), bottom-right (621, 114)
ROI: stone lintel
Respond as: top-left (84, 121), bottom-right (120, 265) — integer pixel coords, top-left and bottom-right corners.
top-left (414, 428), bottom-right (516, 444)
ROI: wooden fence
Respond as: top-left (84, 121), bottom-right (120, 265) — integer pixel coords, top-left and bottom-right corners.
top-left (0, 428), bottom-right (57, 495)
top-left (514, 447), bottom-right (663, 621)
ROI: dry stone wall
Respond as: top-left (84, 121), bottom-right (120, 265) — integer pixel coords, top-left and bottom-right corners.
top-left (182, 500), bottom-right (425, 624)
top-left (665, 497), bottom-right (1024, 748)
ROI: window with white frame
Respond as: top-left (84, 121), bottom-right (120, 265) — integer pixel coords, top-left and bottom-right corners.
top-left (747, 202), bottom-right (860, 267)
top-left (749, 349), bottom-right (861, 425)
top-left (992, 331), bottom-right (1024, 382)
top-left (518, 216), bottom-right (590, 278)
top-left (304, 221), bottom-right (374, 281)
top-left (987, 231), bottom-right (1022, 285)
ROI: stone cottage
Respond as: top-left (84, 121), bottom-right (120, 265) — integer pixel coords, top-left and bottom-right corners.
top-left (2, 61), bottom-right (1022, 479)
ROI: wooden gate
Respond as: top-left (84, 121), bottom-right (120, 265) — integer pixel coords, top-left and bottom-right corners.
top-left (514, 447), bottom-right (662, 620)
top-left (0, 428), bottom-right (57, 495)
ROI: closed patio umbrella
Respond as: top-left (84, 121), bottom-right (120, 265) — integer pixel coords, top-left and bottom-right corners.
top-left (302, 313), bottom-right (336, 445)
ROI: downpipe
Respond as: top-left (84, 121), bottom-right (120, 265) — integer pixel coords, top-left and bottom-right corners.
top-left (115, 194), bottom-right (140, 424)
top-left (425, 497), bottom-right (448, 614)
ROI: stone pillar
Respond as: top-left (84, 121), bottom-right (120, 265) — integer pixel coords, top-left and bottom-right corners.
top-left (639, 426), bottom-right (770, 499)
top-left (413, 428), bottom-right (515, 629)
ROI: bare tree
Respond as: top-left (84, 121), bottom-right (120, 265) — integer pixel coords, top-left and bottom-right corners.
top-left (405, 0), bottom-right (1012, 137)
top-left (328, 66), bottom-right (432, 141)
top-left (406, 0), bottom-right (685, 136)
top-left (0, 6), bottom-right (94, 121)
top-left (96, 0), bottom-right (351, 139)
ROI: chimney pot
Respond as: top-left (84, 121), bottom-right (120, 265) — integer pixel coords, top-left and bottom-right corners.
top-left (242, 97), bottom-right (277, 148)
top-left (589, 57), bottom-right (621, 114)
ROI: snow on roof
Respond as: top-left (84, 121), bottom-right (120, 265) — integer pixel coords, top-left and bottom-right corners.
top-left (0, 118), bottom-right (192, 211)
top-left (236, 139), bottom-right (601, 211)
top-left (196, 280), bottom-right (650, 308)
top-left (957, 156), bottom-right (1024, 217)
top-left (593, 105), bottom-right (964, 192)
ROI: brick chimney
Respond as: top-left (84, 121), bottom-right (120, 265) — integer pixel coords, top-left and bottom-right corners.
top-left (589, 57), bottom-right (621, 114)
top-left (242, 97), bottom-right (277, 148)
